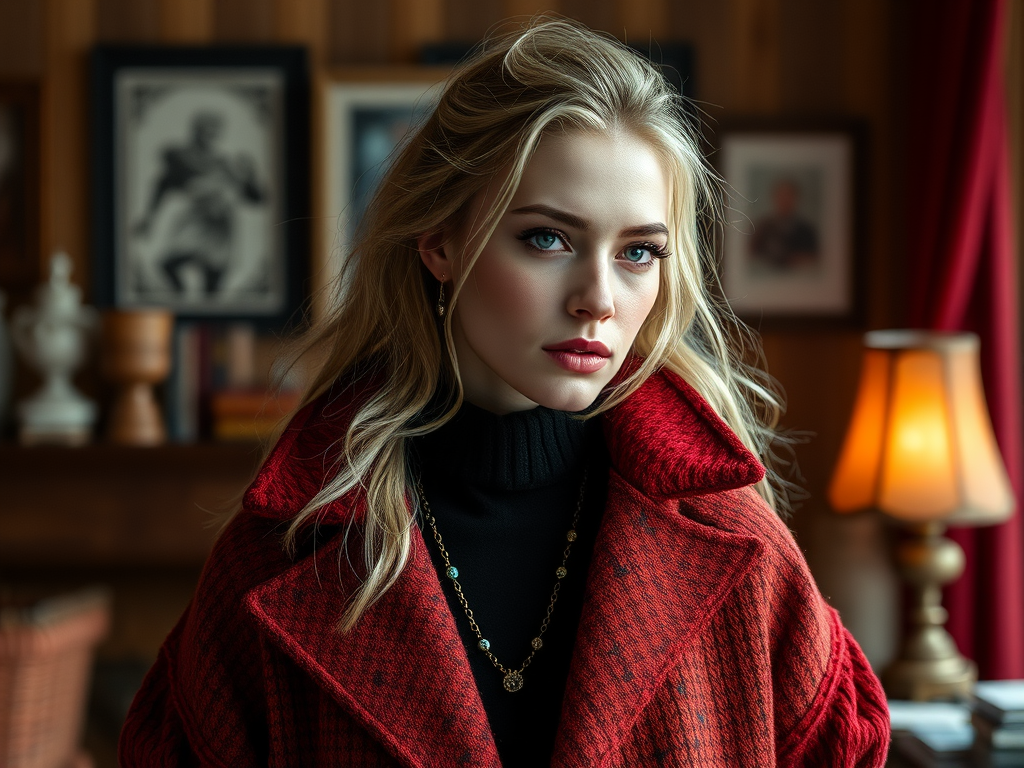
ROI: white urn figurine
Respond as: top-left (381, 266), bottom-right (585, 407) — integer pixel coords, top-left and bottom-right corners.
top-left (12, 252), bottom-right (98, 445)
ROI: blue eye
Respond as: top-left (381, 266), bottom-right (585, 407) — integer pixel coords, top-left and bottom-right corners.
top-left (624, 246), bottom-right (651, 263)
top-left (529, 231), bottom-right (562, 250)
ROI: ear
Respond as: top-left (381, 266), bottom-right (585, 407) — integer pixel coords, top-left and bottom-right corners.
top-left (417, 231), bottom-right (452, 282)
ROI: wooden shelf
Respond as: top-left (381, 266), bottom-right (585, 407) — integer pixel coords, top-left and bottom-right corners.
top-left (0, 443), bottom-right (263, 569)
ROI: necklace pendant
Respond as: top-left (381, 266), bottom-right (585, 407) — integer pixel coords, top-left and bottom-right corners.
top-left (503, 670), bottom-right (524, 692)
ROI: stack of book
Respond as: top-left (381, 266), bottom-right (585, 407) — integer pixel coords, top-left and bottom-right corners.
top-left (888, 700), bottom-right (974, 767)
top-left (164, 322), bottom-right (304, 442)
top-left (209, 388), bottom-right (302, 442)
top-left (973, 680), bottom-right (1024, 764)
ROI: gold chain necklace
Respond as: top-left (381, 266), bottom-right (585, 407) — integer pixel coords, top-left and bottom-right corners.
top-left (416, 470), bottom-right (587, 693)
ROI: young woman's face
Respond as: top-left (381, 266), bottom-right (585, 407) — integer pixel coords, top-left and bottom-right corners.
top-left (437, 129), bottom-right (669, 414)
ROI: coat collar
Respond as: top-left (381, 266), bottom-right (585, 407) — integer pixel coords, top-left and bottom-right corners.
top-left (242, 368), bottom-right (767, 767)
top-left (242, 368), bottom-right (765, 523)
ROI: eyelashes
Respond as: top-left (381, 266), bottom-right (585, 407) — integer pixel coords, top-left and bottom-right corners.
top-left (515, 227), bottom-right (672, 266)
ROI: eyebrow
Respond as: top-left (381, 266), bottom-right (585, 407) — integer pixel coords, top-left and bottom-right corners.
top-left (509, 204), bottom-right (669, 239)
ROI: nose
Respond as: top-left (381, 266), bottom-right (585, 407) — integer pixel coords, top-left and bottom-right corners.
top-left (567, 257), bottom-right (615, 321)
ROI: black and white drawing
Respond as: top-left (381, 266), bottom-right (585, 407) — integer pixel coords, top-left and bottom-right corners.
top-left (93, 48), bottom-right (309, 325)
top-left (118, 71), bottom-right (281, 312)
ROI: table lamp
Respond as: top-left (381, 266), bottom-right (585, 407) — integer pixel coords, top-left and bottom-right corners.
top-left (828, 330), bottom-right (1015, 700)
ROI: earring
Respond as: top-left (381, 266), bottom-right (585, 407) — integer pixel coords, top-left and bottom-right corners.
top-left (436, 275), bottom-right (446, 317)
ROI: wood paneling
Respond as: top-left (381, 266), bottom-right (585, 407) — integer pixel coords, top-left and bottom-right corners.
top-left (502, 0), bottom-right (558, 20)
top-left (559, 0), bottom-right (616, 35)
top-left (731, 0), bottom-right (781, 113)
top-left (779, 0), bottom-right (841, 112)
top-left (0, 0), bottom-right (44, 76)
top-left (272, 0), bottom-right (330, 64)
top-left (96, 0), bottom-right (159, 42)
top-left (157, 0), bottom-right (213, 43)
top-left (445, 0), bottom-right (502, 45)
top-left (214, 0), bottom-right (274, 42)
top-left (391, 0), bottom-right (444, 63)
top-left (328, 0), bottom-right (391, 64)
top-left (40, 0), bottom-right (95, 294)
top-left (617, 0), bottom-right (667, 44)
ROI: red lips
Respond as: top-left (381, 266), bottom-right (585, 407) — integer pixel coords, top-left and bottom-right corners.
top-left (542, 338), bottom-right (612, 357)
top-left (542, 338), bottom-right (612, 374)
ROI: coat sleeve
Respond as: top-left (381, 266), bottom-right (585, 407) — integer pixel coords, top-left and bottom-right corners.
top-left (118, 513), bottom-right (285, 767)
top-left (776, 607), bottom-right (891, 767)
top-left (751, 499), bottom-right (891, 767)
top-left (692, 488), bottom-right (891, 767)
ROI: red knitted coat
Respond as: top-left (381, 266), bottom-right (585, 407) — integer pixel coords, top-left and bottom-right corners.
top-left (120, 370), bottom-right (891, 767)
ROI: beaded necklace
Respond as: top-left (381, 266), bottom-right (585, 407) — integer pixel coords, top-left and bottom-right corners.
top-left (416, 471), bottom-right (587, 693)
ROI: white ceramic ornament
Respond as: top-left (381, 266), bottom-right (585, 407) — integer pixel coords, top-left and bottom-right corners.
top-left (12, 252), bottom-right (98, 445)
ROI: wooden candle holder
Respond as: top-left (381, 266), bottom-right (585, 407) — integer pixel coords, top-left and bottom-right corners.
top-left (101, 309), bottom-right (172, 445)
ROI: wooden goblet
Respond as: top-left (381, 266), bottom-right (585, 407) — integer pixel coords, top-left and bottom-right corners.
top-left (101, 309), bottom-right (173, 445)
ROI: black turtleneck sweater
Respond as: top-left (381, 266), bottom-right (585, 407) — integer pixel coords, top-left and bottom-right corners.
top-left (413, 403), bottom-right (608, 767)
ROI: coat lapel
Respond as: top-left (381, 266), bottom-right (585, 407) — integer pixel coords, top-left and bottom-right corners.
top-left (245, 525), bottom-right (500, 768)
top-left (240, 367), bottom-right (770, 766)
top-left (552, 472), bottom-right (765, 767)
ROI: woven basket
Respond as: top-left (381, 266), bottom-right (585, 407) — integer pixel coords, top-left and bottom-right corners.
top-left (0, 589), bottom-right (110, 768)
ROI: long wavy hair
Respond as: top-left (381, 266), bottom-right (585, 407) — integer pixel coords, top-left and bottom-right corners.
top-left (283, 17), bottom-right (788, 631)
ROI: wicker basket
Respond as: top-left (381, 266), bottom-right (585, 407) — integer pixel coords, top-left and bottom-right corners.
top-left (0, 589), bottom-right (110, 768)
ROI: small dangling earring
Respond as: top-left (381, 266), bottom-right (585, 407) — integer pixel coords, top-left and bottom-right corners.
top-left (436, 275), bottom-right (446, 318)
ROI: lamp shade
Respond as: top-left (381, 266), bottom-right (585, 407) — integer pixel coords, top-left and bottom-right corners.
top-left (828, 330), bottom-right (1014, 525)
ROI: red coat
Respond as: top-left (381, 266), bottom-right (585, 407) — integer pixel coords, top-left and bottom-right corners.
top-left (121, 370), bottom-right (890, 767)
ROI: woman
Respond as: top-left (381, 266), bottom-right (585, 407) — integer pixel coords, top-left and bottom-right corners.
top-left (121, 18), bottom-right (889, 767)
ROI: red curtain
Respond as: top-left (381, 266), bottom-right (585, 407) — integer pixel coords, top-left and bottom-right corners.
top-left (907, 0), bottom-right (1024, 678)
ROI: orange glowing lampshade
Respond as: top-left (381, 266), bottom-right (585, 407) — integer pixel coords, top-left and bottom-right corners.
top-left (829, 330), bottom-right (1014, 524)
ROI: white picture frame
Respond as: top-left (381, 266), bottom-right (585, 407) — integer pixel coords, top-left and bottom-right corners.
top-left (322, 70), bottom-right (446, 294)
top-left (720, 128), bottom-right (858, 320)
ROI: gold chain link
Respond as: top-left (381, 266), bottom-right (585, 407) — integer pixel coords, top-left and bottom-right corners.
top-left (416, 470), bottom-right (587, 691)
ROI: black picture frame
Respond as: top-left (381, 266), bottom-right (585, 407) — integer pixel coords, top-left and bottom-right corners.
top-left (713, 119), bottom-right (866, 326)
top-left (91, 46), bottom-right (310, 329)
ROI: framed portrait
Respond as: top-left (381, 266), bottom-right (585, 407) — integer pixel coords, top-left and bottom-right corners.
top-left (718, 124), bottom-right (862, 322)
top-left (91, 47), bottom-right (309, 326)
top-left (322, 68), bottom-right (447, 287)
top-left (0, 82), bottom-right (40, 308)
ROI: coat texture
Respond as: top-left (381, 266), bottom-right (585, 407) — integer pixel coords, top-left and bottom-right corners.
top-left (120, 370), bottom-right (891, 767)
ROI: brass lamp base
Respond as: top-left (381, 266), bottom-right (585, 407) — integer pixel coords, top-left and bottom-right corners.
top-left (881, 521), bottom-right (977, 701)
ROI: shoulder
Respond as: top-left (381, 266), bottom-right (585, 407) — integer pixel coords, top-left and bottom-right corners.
top-left (678, 487), bottom-right (889, 765)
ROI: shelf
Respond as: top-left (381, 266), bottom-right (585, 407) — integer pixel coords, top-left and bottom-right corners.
top-left (0, 443), bottom-right (263, 569)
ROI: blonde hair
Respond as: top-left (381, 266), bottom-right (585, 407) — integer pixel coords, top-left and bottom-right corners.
top-left (284, 18), bottom-right (787, 630)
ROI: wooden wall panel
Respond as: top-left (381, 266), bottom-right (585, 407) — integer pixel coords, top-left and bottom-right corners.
top-left (666, 0), bottom-right (734, 108)
top-left (502, 0), bottom-right (558, 20)
top-left (779, 0), bottom-right (842, 112)
top-left (96, 0), bottom-right (160, 42)
top-left (0, 0), bottom-right (43, 77)
top-left (328, 0), bottom-right (391, 64)
top-left (559, 0), bottom-right (616, 36)
top-left (272, 0), bottom-right (330, 64)
top-left (1009, 0), bottom-right (1023, 351)
top-left (40, 0), bottom-right (95, 291)
top-left (157, 0), bottom-right (214, 43)
top-left (446, 0), bottom-right (503, 45)
top-left (214, 0), bottom-right (274, 42)
top-left (617, 0), bottom-right (667, 43)
top-left (731, 0), bottom-right (781, 113)
top-left (390, 0), bottom-right (444, 63)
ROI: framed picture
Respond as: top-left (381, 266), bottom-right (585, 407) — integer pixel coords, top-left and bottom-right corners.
top-left (718, 123), bottom-right (862, 322)
top-left (322, 68), bottom-right (447, 287)
top-left (91, 47), bottom-right (309, 326)
top-left (0, 82), bottom-right (40, 308)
